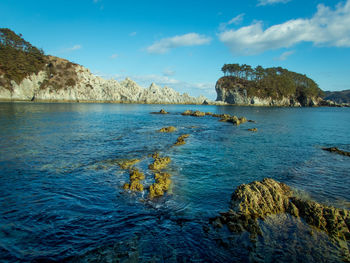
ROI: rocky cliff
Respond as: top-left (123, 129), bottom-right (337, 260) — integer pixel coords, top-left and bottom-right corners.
top-left (0, 56), bottom-right (206, 104)
top-left (215, 77), bottom-right (322, 107)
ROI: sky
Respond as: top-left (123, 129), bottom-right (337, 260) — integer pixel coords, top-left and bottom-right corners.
top-left (1, 0), bottom-right (350, 100)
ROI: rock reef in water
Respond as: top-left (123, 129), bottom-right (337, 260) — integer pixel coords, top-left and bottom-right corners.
top-left (117, 159), bottom-right (140, 169)
top-left (322, 147), bottom-right (350, 157)
top-left (248, 128), bottom-right (258, 132)
top-left (148, 153), bottom-right (171, 171)
top-left (158, 126), bottom-right (176, 133)
top-left (150, 109), bottom-right (169, 114)
top-left (123, 169), bottom-right (145, 192)
top-left (174, 134), bottom-right (190, 146)
top-left (212, 178), bottom-right (350, 241)
top-left (149, 172), bottom-right (172, 199)
top-left (181, 110), bottom-right (206, 117)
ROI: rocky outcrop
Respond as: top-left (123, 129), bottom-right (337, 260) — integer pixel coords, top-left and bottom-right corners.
top-left (148, 153), bottom-right (171, 171)
top-left (149, 172), bottom-right (172, 199)
top-left (123, 169), bottom-right (145, 192)
top-left (174, 134), bottom-right (190, 146)
top-left (212, 178), bottom-right (350, 241)
top-left (215, 79), bottom-right (322, 107)
top-left (158, 126), bottom-right (176, 133)
top-left (323, 147), bottom-right (350, 157)
top-left (0, 56), bottom-right (207, 104)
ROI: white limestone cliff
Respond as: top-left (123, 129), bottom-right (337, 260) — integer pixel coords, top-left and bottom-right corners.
top-left (0, 63), bottom-right (207, 104)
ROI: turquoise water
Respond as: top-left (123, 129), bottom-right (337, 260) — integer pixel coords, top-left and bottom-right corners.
top-left (0, 102), bottom-right (349, 262)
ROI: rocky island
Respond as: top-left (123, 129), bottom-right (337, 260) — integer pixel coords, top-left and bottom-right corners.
top-left (0, 29), bottom-right (207, 104)
top-left (216, 64), bottom-right (325, 106)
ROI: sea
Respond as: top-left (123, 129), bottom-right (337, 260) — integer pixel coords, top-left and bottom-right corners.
top-left (0, 102), bottom-right (349, 262)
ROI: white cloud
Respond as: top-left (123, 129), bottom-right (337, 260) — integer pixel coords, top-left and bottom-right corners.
top-left (219, 14), bottom-right (245, 31)
top-left (110, 54), bottom-right (118, 59)
top-left (147, 33), bottom-right (212, 54)
top-left (257, 0), bottom-right (291, 6)
top-left (275, 50), bottom-right (295, 61)
top-left (219, 0), bottom-right (350, 55)
top-left (129, 32), bottom-right (137, 37)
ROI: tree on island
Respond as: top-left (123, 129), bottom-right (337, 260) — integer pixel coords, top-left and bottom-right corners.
top-left (219, 63), bottom-right (323, 99)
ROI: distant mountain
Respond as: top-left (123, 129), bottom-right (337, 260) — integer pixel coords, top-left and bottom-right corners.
top-left (0, 28), bottom-right (207, 104)
top-left (323, 90), bottom-right (350, 104)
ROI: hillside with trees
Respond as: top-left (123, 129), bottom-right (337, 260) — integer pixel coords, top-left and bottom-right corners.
top-left (218, 63), bottom-right (324, 102)
top-left (0, 28), bottom-right (78, 92)
top-left (323, 90), bottom-right (350, 104)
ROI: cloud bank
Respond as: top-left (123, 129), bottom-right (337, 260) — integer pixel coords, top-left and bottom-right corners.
top-left (147, 33), bottom-right (211, 54)
top-left (219, 0), bottom-right (350, 55)
top-left (257, 0), bottom-right (291, 6)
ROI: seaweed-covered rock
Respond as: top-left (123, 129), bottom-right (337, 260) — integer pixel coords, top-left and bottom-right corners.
top-left (181, 110), bottom-right (193, 116)
top-left (212, 178), bottom-right (350, 241)
top-left (123, 169), bottom-right (145, 192)
top-left (117, 159), bottom-right (140, 169)
top-left (322, 147), bottom-right (350, 157)
top-left (181, 110), bottom-right (206, 117)
top-left (158, 126), bottom-right (176, 133)
top-left (248, 128), bottom-right (258, 132)
top-left (149, 172), bottom-right (172, 198)
top-left (150, 109), bottom-right (169, 114)
top-left (148, 153), bottom-right (171, 170)
top-left (174, 134), bottom-right (190, 146)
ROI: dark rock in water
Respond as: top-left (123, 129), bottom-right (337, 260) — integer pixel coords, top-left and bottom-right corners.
top-left (322, 147), bottom-right (350, 157)
top-left (248, 128), bottom-right (258, 132)
top-left (174, 134), bottom-right (190, 146)
top-left (150, 109), bottom-right (169, 114)
top-left (181, 110), bottom-right (205, 117)
top-left (202, 100), bottom-right (209, 105)
top-left (212, 178), bottom-right (350, 241)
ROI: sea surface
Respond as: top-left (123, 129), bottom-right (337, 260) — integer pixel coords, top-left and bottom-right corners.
top-left (0, 102), bottom-right (349, 262)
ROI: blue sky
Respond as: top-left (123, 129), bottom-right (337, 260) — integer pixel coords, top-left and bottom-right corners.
top-left (1, 0), bottom-right (350, 99)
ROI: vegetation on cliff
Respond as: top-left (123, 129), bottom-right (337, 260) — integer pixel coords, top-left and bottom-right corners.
top-left (0, 28), bottom-right (78, 92)
top-left (219, 63), bottom-right (324, 100)
top-left (0, 28), bottom-right (46, 90)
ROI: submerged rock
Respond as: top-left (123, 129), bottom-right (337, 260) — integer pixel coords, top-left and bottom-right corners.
top-left (150, 109), bottom-right (169, 114)
top-left (158, 126), bottom-right (176, 133)
top-left (322, 147), bottom-right (350, 157)
top-left (212, 178), bottom-right (350, 241)
top-left (248, 128), bottom-right (258, 132)
top-left (174, 134), bottom-right (190, 146)
top-left (181, 110), bottom-right (193, 116)
top-left (149, 172), bottom-right (172, 198)
top-left (123, 169), bottom-right (145, 192)
top-left (148, 153), bottom-right (171, 170)
top-left (117, 159), bottom-right (140, 169)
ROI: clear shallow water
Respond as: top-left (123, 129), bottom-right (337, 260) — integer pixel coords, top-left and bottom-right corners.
top-left (0, 102), bottom-right (349, 262)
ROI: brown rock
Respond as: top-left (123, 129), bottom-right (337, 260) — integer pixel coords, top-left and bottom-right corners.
top-left (149, 153), bottom-right (171, 170)
top-left (149, 172), bottom-right (172, 198)
top-left (158, 126), bottom-right (177, 133)
top-left (117, 159), bottom-right (140, 169)
top-left (174, 134), bottom-right (190, 146)
top-left (212, 178), bottom-right (350, 241)
top-left (322, 147), bottom-right (350, 157)
top-left (150, 109), bottom-right (169, 114)
top-left (248, 128), bottom-right (258, 132)
top-left (123, 168), bottom-right (145, 192)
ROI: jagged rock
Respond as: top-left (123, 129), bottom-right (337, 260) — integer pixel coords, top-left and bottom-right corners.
top-left (0, 57), bottom-right (208, 104)
top-left (212, 178), bottom-right (350, 241)
top-left (322, 147), bottom-right (350, 157)
top-left (158, 126), bottom-right (176, 133)
top-left (148, 153), bottom-right (171, 170)
top-left (149, 172), bottom-right (172, 198)
top-left (123, 169), bottom-right (145, 192)
top-left (248, 128), bottom-right (258, 132)
top-left (174, 134), bottom-right (190, 146)
top-left (117, 159), bottom-right (140, 169)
